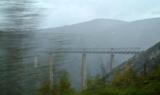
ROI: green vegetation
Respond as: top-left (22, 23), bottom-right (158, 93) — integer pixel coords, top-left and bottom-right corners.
top-left (81, 59), bottom-right (160, 95)
top-left (36, 71), bottom-right (75, 95)
top-left (36, 57), bottom-right (160, 95)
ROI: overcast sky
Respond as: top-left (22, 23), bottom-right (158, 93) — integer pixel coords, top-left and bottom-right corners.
top-left (1, 0), bottom-right (160, 29)
top-left (38, 0), bottom-right (160, 28)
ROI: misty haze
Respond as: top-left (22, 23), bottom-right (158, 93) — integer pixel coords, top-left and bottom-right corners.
top-left (0, 0), bottom-right (160, 95)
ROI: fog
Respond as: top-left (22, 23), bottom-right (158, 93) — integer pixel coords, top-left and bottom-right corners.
top-left (0, 0), bottom-right (160, 94)
top-left (1, 0), bottom-right (160, 28)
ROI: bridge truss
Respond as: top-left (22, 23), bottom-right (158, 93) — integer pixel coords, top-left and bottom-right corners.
top-left (36, 48), bottom-right (142, 89)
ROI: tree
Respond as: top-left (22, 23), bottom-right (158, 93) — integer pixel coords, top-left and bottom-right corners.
top-left (1, 0), bottom-right (43, 31)
top-left (36, 71), bottom-right (75, 95)
top-left (112, 62), bottom-right (137, 87)
top-left (0, 0), bottom-right (44, 95)
top-left (59, 71), bottom-right (75, 95)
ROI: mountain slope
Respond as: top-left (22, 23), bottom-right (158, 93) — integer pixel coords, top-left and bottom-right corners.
top-left (107, 41), bottom-right (160, 80)
top-left (130, 41), bottom-right (160, 72)
top-left (43, 18), bottom-right (127, 33)
top-left (41, 18), bottom-right (160, 49)
top-left (110, 18), bottom-right (160, 48)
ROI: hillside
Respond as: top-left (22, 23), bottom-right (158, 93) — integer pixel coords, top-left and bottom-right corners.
top-left (130, 41), bottom-right (160, 72)
top-left (41, 18), bottom-right (160, 49)
top-left (77, 42), bottom-right (160, 95)
top-left (42, 18), bottom-right (127, 33)
top-left (107, 41), bottom-right (160, 80)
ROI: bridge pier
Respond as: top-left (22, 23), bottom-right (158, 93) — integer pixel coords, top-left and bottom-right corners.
top-left (34, 56), bottom-right (38, 68)
top-left (81, 53), bottom-right (87, 89)
top-left (108, 48), bottom-right (115, 72)
top-left (109, 53), bottom-right (114, 72)
top-left (49, 54), bottom-right (54, 89)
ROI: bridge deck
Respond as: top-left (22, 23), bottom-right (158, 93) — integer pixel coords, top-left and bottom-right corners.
top-left (50, 49), bottom-right (142, 54)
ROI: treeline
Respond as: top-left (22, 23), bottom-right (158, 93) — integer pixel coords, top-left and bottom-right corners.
top-left (36, 56), bottom-right (160, 95)
top-left (35, 71), bottom-right (76, 95)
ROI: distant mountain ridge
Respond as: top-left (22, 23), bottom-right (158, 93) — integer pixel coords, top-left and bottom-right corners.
top-left (42, 17), bottom-right (160, 32)
top-left (41, 17), bottom-right (160, 48)
top-left (42, 18), bottom-right (127, 33)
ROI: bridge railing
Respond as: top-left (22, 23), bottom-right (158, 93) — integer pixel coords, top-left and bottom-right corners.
top-left (48, 48), bottom-right (142, 54)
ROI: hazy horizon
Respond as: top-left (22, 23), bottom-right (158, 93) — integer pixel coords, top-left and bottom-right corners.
top-left (0, 1), bottom-right (160, 95)
top-left (39, 0), bottom-right (160, 28)
top-left (41, 17), bottom-right (160, 29)
top-left (1, 0), bottom-right (160, 29)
